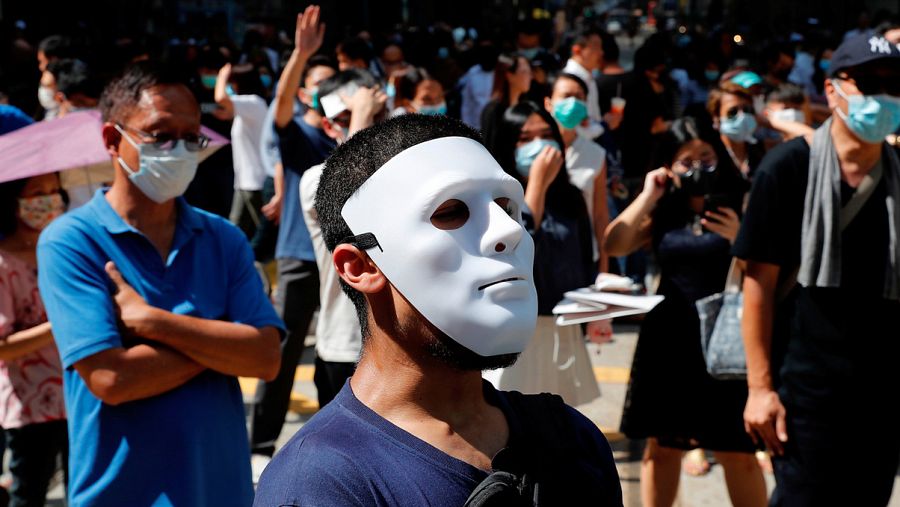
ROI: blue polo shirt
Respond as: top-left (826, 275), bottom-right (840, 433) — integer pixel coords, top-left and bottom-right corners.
top-left (274, 116), bottom-right (335, 262)
top-left (37, 189), bottom-right (284, 507)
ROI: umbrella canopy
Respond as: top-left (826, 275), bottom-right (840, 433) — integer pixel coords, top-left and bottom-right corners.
top-left (0, 110), bottom-right (229, 184)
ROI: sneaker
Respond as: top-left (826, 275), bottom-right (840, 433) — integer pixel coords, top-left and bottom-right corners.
top-left (251, 454), bottom-right (273, 486)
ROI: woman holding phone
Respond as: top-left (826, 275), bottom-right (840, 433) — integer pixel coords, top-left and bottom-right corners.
top-left (604, 117), bottom-right (765, 507)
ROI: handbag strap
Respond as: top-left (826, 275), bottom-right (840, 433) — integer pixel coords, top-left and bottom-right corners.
top-left (723, 258), bottom-right (742, 293)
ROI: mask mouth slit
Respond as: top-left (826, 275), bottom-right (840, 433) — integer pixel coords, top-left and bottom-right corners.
top-left (478, 277), bottom-right (524, 290)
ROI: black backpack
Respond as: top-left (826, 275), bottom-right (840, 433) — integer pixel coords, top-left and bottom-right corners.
top-left (464, 391), bottom-right (622, 507)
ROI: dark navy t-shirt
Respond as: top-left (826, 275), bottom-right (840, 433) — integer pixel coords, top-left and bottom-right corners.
top-left (274, 117), bottom-right (336, 261)
top-left (255, 381), bottom-right (621, 506)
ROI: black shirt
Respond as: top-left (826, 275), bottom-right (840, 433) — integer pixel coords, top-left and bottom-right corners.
top-left (733, 137), bottom-right (900, 394)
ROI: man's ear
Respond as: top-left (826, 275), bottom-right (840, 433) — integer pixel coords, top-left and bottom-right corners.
top-left (101, 122), bottom-right (123, 158)
top-left (333, 244), bottom-right (386, 294)
top-left (321, 117), bottom-right (341, 141)
top-left (823, 79), bottom-right (840, 111)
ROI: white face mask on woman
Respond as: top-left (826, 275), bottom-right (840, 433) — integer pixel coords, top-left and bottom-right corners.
top-left (115, 125), bottom-right (199, 203)
top-left (341, 137), bottom-right (538, 357)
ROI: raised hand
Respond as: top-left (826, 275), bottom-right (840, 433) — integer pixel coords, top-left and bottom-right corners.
top-left (529, 145), bottom-right (564, 192)
top-left (294, 5), bottom-right (325, 59)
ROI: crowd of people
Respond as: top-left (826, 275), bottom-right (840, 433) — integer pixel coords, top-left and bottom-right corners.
top-left (1, 3), bottom-right (899, 506)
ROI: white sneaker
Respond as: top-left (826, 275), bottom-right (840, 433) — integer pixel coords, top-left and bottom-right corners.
top-left (251, 454), bottom-right (273, 486)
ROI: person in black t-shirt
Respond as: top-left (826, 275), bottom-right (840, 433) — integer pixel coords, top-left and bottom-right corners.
top-left (734, 34), bottom-right (900, 506)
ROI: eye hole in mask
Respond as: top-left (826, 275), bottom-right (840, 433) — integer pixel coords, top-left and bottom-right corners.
top-left (430, 197), bottom-right (518, 230)
top-left (431, 199), bottom-right (470, 230)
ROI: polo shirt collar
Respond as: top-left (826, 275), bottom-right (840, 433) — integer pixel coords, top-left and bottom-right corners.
top-left (89, 188), bottom-right (204, 235)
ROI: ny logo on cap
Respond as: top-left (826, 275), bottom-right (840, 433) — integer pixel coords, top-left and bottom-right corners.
top-left (869, 36), bottom-right (893, 55)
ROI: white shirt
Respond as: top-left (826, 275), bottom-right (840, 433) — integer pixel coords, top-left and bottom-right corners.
top-left (230, 94), bottom-right (269, 191)
top-left (459, 65), bottom-right (494, 130)
top-left (299, 164), bottom-right (363, 363)
top-left (566, 135), bottom-right (606, 261)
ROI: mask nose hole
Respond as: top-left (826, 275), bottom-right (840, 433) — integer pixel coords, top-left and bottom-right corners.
top-left (495, 242), bottom-right (506, 253)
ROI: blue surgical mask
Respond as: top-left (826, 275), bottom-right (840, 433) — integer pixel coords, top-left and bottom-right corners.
top-left (385, 82), bottom-right (396, 99)
top-left (818, 59), bottom-right (830, 72)
top-left (225, 84), bottom-right (235, 96)
top-left (519, 47), bottom-right (540, 61)
top-left (260, 74), bottom-right (273, 89)
top-left (514, 138), bottom-right (561, 178)
top-left (115, 125), bottom-right (199, 203)
top-left (704, 69), bottom-right (720, 82)
top-left (552, 97), bottom-right (588, 130)
top-left (417, 102), bottom-right (447, 115)
top-left (719, 111), bottom-right (758, 142)
top-left (833, 80), bottom-right (900, 143)
top-left (200, 75), bottom-right (217, 89)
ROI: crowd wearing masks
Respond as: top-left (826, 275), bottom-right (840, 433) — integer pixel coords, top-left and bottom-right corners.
top-left (1, 3), bottom-right (900, 506)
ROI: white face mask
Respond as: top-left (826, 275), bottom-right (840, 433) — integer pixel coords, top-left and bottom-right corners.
top-left (341, 137), bottom-right (538, 357)
top-left (38, 85), bottom-right (58, 111)
top-left (115, 125), bottom-right (199, 203)
top-left (770, 108), bottom-right (806, 124)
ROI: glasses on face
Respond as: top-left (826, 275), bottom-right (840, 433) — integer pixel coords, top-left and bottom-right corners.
top-left (836, 74), bottom-right (900, 97)
top-left (674, 159), bottom-right (716, 173)
top-left (116, 123), bottom-right (210, 152)
top-left (724, 104), bottom-right (754, 120)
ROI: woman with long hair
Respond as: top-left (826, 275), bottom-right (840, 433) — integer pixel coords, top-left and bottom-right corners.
top-left (483, 101), bottom-right (602, 406)
top-left (480, 53), bottom-right (533, 155)
top-left (605, 117), bottom-right (765, 507)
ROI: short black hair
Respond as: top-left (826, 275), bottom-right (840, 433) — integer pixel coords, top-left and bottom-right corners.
top-left (314, 68), bottom-right (378, 117)
top-left (48, 59), bottom-right (101, 100)
top-left (599, 31), bottom-right (620, 63)
top-left (553, 72), bottom-right (589, 97)
top-left (314, 114), bottom-right (482, 337)
top-left (301, 54), bottom-right (337, 85)
top-left (394, 67), bottom-right (434, 102)
top-left (38, 35), bottom-right (72, 59)
top-left (571, 27), bottom-right (604, 48)
top-left (337, 36), bottom-right (373, 64)
top-left (99, 61), bottom-right (189, 123)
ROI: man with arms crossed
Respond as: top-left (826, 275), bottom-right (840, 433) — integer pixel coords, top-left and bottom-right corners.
top-left (38, 62), bottom-right (283, 506)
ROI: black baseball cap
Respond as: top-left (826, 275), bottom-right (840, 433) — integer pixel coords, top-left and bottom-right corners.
top-left (829, 33), bottom-right (900, 78)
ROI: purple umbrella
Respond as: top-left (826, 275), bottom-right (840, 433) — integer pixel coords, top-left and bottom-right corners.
top-left (0, 110), bottom-right (229, 184)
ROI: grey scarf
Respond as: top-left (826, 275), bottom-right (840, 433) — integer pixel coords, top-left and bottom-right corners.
top-left (799, 117), bottom-right (900, 300)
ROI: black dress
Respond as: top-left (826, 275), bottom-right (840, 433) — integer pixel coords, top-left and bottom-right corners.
top-left (620, 193), bottom-right (756, 452)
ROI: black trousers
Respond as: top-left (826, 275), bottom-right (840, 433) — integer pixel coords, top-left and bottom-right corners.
top-left (313, 356), bottom-right (356, 408)
top-left (4, 419), bottom-right (68, 507)
top-left (249, 258), bottom-right (319, 456)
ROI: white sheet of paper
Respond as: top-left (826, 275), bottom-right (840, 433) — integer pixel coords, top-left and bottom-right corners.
top-left (552, 299), bottom-right (607, 315)
top-left (564, 288), bottom-right (664, 311)
top-left (555, 305), bottom-right (650, 326)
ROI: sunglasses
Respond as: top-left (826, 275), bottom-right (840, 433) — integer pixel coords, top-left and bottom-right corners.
top-left (724, 104), bottom-right (754, 120)
top-left (837, 74), bottom-right (900, 97)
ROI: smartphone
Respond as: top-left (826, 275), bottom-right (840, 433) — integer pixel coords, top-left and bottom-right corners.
top-left (703, 193), bottom-right (733, 215)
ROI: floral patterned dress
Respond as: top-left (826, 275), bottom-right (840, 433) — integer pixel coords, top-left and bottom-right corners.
top-left (0, 249), bottom-right (65, 428)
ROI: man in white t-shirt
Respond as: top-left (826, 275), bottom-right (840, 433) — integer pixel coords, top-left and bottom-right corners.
top-left (214, 63), bottom-right (270, 239)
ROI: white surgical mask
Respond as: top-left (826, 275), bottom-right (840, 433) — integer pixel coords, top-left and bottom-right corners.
top-left (341, 137), bottom-right (538, 357)
top-left (38, 85), bottom-right (58, 111)
top-left (115, 125), bottom-right (199, 203)
top-left (770, 108), bottom-right (806, 124)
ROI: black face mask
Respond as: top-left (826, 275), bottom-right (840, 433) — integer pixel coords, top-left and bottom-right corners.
top-left (676, 164), bottom-right (717, 196)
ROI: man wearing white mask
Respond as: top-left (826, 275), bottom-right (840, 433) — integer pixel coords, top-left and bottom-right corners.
top-left (36, 61), bottom-right (284, 506)
top-left (255, 114), bottom-right (622, 506)
top-left (736, 34), bottom-right (900, 505)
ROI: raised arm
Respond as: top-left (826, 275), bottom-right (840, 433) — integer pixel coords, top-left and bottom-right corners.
top-left (742, 259), bottom-right (788, 455)
top-left (604, 167), bottom-right (668, 257)
top-left (213, 63), bottom-right (235, 119)
top-left (105, 262), bottom-right (281, 381)
top-left (274, 5), bottom-right (325, 128)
